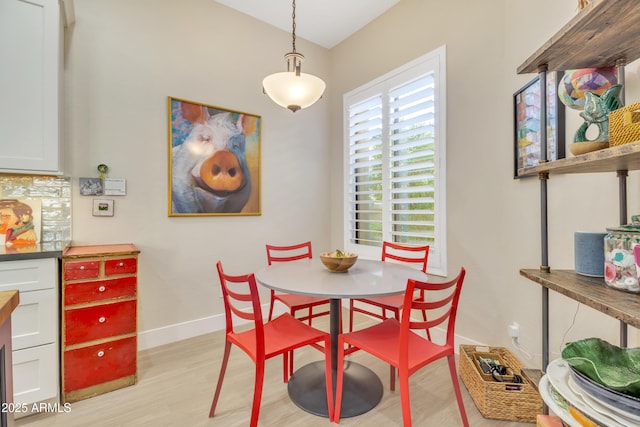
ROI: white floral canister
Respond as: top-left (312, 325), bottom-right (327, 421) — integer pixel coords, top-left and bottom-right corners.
top-left (604, 225), bottom-right (640, 293)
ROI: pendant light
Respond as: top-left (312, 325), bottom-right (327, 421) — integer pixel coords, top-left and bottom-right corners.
top-left (262, 0), bottom-right (326, 112)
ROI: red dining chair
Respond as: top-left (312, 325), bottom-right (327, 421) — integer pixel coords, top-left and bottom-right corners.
top-left (209, 261), bottom-right (334, 426)
top-left (335, 267), bottom-right (468, 426)
top-left (349, 242), bottom-right (430, 338)
top-left (266, 241), bottom-right (330, 325)
top-left (266, 241), bottom-right (332, 376)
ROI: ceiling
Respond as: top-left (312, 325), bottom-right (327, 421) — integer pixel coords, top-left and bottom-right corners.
top-left (215, 0), bottom-right (401, 49)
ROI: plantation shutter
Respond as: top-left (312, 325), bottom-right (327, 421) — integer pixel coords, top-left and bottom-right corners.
top-left (388, 74), bottom-right (436, 246)
top-left (347, 94), bottom-right (384, 246)
top-left (344, 47), bottom-right (447, 276)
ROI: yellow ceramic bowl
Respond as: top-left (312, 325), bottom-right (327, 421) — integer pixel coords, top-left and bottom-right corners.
top-left (320, 252), bottom-right (358, 273)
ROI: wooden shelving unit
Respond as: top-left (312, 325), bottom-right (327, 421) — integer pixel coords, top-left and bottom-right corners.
top-left (517, 0), bottom-right (640, 371)
top-left (520, 269), bottom-right (640, 329)
top-left (517, 0), bottom-right (640, 73)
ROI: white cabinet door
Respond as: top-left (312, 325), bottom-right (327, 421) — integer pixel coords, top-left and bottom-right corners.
top-left (0, 0), bottom-right (62, 174)
top-left (12, 343), bottom-right (58, 408)
top-left (11, 289), bottom-right (57, 351)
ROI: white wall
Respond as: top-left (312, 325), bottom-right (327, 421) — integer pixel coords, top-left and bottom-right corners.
top-left (64, 0), bottom-right (331, 348)
top-left (65, 0), bottom-right (640, 363)
top-left (328, 0), bottom-right (640, 368)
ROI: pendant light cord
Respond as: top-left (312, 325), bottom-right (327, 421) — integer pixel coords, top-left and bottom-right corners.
top-left (291, 0), bottom-right (297, 53)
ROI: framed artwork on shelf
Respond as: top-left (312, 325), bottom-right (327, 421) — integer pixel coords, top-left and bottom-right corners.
top-left (168, 97), bottom-right (262, 216)
top-left (513, 71), bottom-right (565, 178)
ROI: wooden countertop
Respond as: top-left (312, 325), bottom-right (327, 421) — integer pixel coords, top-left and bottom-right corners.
top-left (0, 290), bottom-right (19, 327)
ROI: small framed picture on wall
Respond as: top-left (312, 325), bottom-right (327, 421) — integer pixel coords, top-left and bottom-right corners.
top-left (79, 178), bottom-right (103, 196)
top-left (92, 199), bottom-right (114, 217)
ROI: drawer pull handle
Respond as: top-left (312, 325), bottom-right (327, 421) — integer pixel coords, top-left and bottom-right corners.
top-left (98, 316), bottom-right (106, 323)
top-left (97, 350), bottom-right (104, 357)
top-left (98, 286), bottom-right (106, 292)
top-left (80, 266), bottom-right (85, 270)
top-left (118, 262), bottom-right (124, 267)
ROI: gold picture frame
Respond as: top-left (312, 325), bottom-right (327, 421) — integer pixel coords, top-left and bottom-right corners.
top-left (168, 97), bottom-right (261, 216)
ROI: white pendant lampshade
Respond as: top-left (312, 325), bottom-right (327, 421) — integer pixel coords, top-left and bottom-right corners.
top-left (263, 53), bottom-right (326, 113)
top-left (262, 0), bottom-right (325, 113)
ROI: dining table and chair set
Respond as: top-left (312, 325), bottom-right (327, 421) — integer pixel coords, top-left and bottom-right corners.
top-left (208, 241), bottom-right (470, 427)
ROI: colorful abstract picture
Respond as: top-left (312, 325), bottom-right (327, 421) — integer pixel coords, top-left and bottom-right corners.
top-left (0, 198), bottom-right (41, 249)
top-left (513, 71), bottom-right (565, 178)
top-left (168, 97), bottom-right (261, 216)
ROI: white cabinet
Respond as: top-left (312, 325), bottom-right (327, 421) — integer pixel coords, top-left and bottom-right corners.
top-left (0, 259), bottom-right (59, 417)
top-left (0, 0), bottom-right (63, 174)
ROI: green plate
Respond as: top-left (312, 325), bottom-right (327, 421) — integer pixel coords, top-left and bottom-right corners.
top-left (562, 337), bottom-right (640, 398)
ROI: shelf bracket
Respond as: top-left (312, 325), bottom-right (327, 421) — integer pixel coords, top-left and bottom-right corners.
top-left (616, 58), bottom-right (626, 105)
top-left (617, 168), bottom-right (629, 347)
top-left (538, 66), bottom-right (548, 163)
top-left (538, 172), bottom-right (550, 272)
top-left (617, 170), bottom-right (628, 225)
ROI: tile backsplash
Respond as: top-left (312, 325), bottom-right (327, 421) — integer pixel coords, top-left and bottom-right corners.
top-left (0, 175), bottom-right (71, 250)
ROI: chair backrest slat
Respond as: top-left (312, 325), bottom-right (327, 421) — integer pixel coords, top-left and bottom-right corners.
top-left (266, 241), bottom-right (312, 265)
top-left (216, 261), bottom-right (265, 351)
top-left (400, 267), bottom-right (466, 348)
top-left (381, 241), bottom-right (429, 273)
top-left (412, 292), bottom-right (455, 311)
top-left (409, 309), bottom-right (451, 330)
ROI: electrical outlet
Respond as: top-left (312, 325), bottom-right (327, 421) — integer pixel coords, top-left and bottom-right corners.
top-left (508, 322), bottom-right (520, 339)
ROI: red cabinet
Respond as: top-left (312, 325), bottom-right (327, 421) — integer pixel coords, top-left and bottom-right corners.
top-left (61, 244), bottom-right (139, 403)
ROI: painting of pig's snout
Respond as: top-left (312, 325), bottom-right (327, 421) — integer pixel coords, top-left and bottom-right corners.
top-left (200, 151), bottom-right (244, 194)
top-left (171, 110), bottom-right (258, 214)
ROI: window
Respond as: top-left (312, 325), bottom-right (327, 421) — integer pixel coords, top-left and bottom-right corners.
top-left (343, 46), bottom-right (447, 276)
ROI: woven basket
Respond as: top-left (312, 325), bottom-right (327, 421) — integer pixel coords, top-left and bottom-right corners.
top-left (459, 345), bottom-right (542, 423)
top-left (609, 102), bottom-right (640, 146)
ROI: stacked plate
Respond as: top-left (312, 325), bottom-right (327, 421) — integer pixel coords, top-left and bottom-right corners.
top-left (541, 359), bottom-right (640, 427)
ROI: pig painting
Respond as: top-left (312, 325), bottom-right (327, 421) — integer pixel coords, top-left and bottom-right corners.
top-left (169, 98), bottom-right (261, 215)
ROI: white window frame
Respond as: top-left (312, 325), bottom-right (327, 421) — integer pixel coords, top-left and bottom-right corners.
top-left (342, 46), bottom-right (447, 277)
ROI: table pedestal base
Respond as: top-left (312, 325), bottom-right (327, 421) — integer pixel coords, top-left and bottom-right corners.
top-left (287, 360), bottom-right (383, 419)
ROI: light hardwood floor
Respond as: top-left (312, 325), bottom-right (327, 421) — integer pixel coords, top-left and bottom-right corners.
top-left (16, 312), bottom-right (534, 427)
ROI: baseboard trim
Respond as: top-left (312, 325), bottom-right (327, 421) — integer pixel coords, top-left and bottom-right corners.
top-left (138, 304), bottom-right (483, 352)
top-left (138, 303), bottom-right (280, 351)
top-left (138, 315), bottom-right (223, 351)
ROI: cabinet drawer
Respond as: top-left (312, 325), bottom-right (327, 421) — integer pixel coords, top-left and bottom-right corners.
top-left (104, 258), bottom-right (137, 276)
top-left (63, 261), bottom-right (100, 281)
top-left (64, 300), bottom-right (136, 345)
top-left (64, 336), bottom-right (136, 392)
top-left (64, 276), bottom-right (136, 306)
top-left (12, 289), bottom-right (57, 350)
top-left (0, 258), bottom-right (57, 292)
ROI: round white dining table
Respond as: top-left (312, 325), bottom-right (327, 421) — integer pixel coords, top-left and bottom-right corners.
top-left (254, 258), bottom-right (428, 419)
